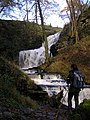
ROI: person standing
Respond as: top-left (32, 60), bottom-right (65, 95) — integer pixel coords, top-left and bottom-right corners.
top-left (50, 44), bottom-right (57, 57)
top-left (67, 64), bottom-right (82, 112)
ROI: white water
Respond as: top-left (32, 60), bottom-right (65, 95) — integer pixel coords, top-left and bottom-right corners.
top-left (62, 88), bottom-right (90, 108)
top-left (32, 75), bottom-right (90, 108)
top-left (19, 31), bottom-right (90, 108)
top-left (19, 32), bottom-right (60, 69)
top-left (27, 71), bottom-right (67, 96)
top-left (23, 69), bottom-right (90, 108)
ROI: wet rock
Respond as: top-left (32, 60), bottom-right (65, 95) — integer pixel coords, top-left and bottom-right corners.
top-left (0, 103), bottom-right (70, 120)
top-left (23, 107), bottom-right (33, 115)
top-left (0, 112), bottom-right (3, 119)
top-left (3, 111), bottom-right (13, 119)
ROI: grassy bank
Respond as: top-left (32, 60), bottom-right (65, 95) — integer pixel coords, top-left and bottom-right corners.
top-left (0, 57), bottom-right (39, 109)
top-left (41, 36), bottom-right (90, 84)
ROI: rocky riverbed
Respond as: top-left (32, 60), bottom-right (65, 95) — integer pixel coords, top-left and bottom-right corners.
top-left (0, 88), bottom-right (90, 120)
top-left (0, 94), bottom-right (90, 120)
top-left (0, 103), bottom-right (70, 120)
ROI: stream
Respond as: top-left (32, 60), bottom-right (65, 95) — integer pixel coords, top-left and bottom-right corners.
top-left (19, 32), bottom-right (90, 108)
top-left (23, 69), bottom-right (90, 108)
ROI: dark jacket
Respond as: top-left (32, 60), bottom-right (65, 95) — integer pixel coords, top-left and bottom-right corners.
top-left (67, 70), bottom-right (80, 92)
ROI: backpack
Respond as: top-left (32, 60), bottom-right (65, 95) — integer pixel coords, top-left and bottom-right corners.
top-left (72, 71), bottom-right (84, 88)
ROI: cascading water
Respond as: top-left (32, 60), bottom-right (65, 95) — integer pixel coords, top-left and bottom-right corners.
top-left (19, 32), bottom-right (60, 69)
top-left (19, 32), bottom-right (90, 108)
top-left (28, 72), bottom-right (67, 96)
top-left (24, 70), bottom-right (90, 108)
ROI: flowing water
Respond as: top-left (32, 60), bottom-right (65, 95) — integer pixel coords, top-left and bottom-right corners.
top-left (19, 32), bottom-right (90, 108)
top-left (19, 32), bottom-right (60, 69)
top-left (22, 69), bottom-right (90, 108)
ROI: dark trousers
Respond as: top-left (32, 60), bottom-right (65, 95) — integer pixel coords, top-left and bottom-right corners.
top-left (68, 91), bottom-right (79, 110)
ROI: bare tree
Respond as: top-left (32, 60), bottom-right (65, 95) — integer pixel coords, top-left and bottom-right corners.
top-left (65, 0), bottom-right (79, 43)
top-left (26, 0), bottom-right (29, 22)
top-left (37, 0), bottom-right (49, 64)
top-left (61, 0), bottom-right (89, 43)
top-left (0, 0), bottom-right (22, 18)
top-left (35, 0), bottom-right (38, 24)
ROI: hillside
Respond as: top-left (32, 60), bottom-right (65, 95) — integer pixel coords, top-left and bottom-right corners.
top-left (40, 7), bottom-right (90, 84)
top-left (56, 6), bottom-right (90, 48)
top-left (0, 58), bottom-right (89, 120)
top-left (43, 36), bottom-right (90, 83)
top-left (0, 19), bottom-right (61, 63)
top-left (0, 57), bottom-right (41, 109)
top-left (0, 6), bottom-right (90, 120)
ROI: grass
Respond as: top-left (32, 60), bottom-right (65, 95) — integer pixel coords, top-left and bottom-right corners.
top-left (41, 36), bottom-right (90, 83)
top-left (0, 57), bottom-right (39, 109)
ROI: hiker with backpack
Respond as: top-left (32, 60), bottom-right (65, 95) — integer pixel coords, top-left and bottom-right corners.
top-left (67, 64), bottom-right (84, 112)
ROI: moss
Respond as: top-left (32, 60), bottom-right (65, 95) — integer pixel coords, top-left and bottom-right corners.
top-left (71, 113), bottom-right (82, 120)
top-left (80, 99), bottom-right (90, 109)
top-left (0, 57), bottom-right (39, 109)
top-left (0, 19), bottom-right (61, 62)
top-left (44, 35), bottom-right (90, 83)
top-left (76, 100), bottom-right (90, 120)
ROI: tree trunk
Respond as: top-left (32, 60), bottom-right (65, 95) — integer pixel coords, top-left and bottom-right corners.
top-left (66, 0), bottom-right (79, 43)
top-left (66, 0), bottom-right (74, 37)
top-left (71, 0), bottom-right (79, 43)
top-left (26, 0), bottom-right (29, 22)
top-left (35, 0), bottom-right (38, 24)
top-left (37, 0), bottom-right (49, 64)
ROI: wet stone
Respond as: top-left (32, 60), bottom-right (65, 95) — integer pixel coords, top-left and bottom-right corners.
top-left (3, 111), bottom-right (13, 118)
top-left (23, 107), bottom-right (33, 115)
top-left (0, 102), bottom-right (71, 120)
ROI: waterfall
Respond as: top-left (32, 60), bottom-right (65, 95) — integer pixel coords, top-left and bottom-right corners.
top-left (19, 31), bottom-right (90, 108)
top-left (19, 32), bottom-right (60, 69)
top-left (29, 73), bottom-right (67, 97)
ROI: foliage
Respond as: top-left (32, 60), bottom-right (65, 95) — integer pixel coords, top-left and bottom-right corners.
top-left (0, 0), bottom-right (21, 18)
top-left (42, 35), bottom-right (90, 83)
top-left (72, 99), bottom-right (90, 120)
top-left (39, 7), bottom-right (90, 84)
top-left (43, 60), bottom-right (69, 78)
top-left (44, 25), bottom-right (61, 37)
top-left (0, 57), bottom-right (39, 109)
top-left (57, 6), bottom-right (90, 48)
top-left (0, 19), bottom-right (60, 63)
